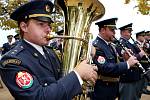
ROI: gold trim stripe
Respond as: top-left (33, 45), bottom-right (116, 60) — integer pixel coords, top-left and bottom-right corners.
top-left (29, 14), bottom-right (51, 18)
top-left (124, 27), bottom-right (132, 29)
top-left (104, 25), bottom-right (116, 27)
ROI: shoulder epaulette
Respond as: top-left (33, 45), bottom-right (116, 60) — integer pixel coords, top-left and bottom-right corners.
top-left (7, 45), bottom-right (24, 57)
top-left (92, 39), bottom-right (99, 47)
top-left (1, 45), bottom-right (24, 67)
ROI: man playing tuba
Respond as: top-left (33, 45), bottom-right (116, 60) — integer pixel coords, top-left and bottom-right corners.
top-left (0, 1), bottom-right (98, 100)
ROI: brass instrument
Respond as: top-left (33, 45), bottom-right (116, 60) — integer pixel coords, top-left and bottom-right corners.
top-left (47, 34), bottom-right (88, 44)
top-left (47, 0), bottom-right (105, 99)
top-left (52, 0), bottom-right (105, 73)
top-left (53, 0), bottom-right (105, 75)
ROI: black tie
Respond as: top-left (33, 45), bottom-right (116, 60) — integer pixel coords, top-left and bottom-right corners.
top-left (42, 47), bottom-right (47, 59)
top-left (108, 43), bottom-right (119, 63)
top-left (42, 46), bottom-right (59, 79)
top-left (108, 43), bottom-right (115, 55)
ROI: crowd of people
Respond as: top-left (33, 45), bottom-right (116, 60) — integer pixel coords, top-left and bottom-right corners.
top-left (0, 0), bottom-right (150, 100)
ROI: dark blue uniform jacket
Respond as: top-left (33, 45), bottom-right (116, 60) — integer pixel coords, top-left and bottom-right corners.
top-left (50, 41), bottom-right (63, 53)
top-left (0, 40), bottom-right (82, 100)
top-left (92, 36), bottom-right (129, 99)
top-left (118, 37), bottom-right (142, 82)
top-left (2, 42), bottom-right (12, 55)
top-left (92, 36), bottom-right (128, 76)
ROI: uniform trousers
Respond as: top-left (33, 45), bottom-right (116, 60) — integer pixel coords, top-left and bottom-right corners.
top-left (92, 80), bottom-right (119, 100)
top-left (119, 79), bottom-right (144, 100)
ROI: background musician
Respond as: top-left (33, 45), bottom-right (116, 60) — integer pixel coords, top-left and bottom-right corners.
top-left (92, 18), bottom-right (138, 100)
top-left (118, 23), bottom-right (146, 100)
top-left (135, 31), bottom-right (150, 95)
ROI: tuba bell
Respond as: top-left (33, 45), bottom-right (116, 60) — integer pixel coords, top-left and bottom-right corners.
top-left (53, 0), bottom-right (105, 74)
top-left (48, 0), bottom-right (105, 99)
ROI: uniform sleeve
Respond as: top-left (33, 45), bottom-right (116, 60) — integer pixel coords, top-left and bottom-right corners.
top-left (0, 58), bottom-right (82, 100)
top-left (93, 48), bottom-right (128, 76)
top-left (2, 44), bottom-right (6, 55)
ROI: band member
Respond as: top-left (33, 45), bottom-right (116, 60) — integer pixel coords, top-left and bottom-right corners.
top-left (135, 31), bottom-right (145, 48)
top-left (11, 34), bottom-right (21, 49)
top-left (50, 30), bottom-right (64, 53)
top-left (118, 23), bottom-right (146, 100)
top-left (92, 18), bottom-right (138, 100)
top-left (135, 31), bottom-right (150, 94)
top-left (0, 1), bottom-right (98, 100)
top-left (2, 35), bottom-right (13, 55)
top-left (144, 31), bottom-right (150, 54)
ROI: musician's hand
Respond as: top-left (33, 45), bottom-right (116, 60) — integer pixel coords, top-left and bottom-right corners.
top-left (122, 50), bottom-right (130, 61)
top-left (139, 49), bottom-right (146, 57)
top-left (74, 60), bottom-right (98, 85)
top-left (127, 56), bottom-right (139, 68)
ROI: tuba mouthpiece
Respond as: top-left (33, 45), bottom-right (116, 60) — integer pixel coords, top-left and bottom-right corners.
top-left (46, 34), bottom-right (55, 40)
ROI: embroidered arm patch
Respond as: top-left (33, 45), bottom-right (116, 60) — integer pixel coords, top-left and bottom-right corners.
top-left (2, 59), bottom-right (21, 66)
top-left (16, 71), bottom-right (33, 89)
top-left (97, 56), bottom-right (106, 64)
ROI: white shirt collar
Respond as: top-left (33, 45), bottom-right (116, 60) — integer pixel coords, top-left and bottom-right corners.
top-left (137, 40), bottom-right (145, 47)
top-left (24, 39), bottom-right (44, 55)
top-left (98, 35), bottom-right (109, 45)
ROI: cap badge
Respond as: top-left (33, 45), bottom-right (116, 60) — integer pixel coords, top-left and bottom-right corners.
top-left (45, 5), bottom-right (50, 13)
top-left (16, 71), bottom-right (33, 89)
top-left (97, 56), bottom-right (105, 64)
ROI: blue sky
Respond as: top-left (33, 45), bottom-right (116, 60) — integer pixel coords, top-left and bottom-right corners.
top-left (0, 0), bottom-right (150, 46)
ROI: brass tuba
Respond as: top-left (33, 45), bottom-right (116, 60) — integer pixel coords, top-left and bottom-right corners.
top-left (51, 0), bottom-right (105, 75)
top-left (47, 0), bottom-right (105, 99)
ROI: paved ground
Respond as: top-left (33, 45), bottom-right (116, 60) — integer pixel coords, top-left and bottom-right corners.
top-left (0, 80), bottom-right (14, 100)
top-left (0, 80), bottom-right (150, 100)
top-left (0, 86), bottom-right (14, 100)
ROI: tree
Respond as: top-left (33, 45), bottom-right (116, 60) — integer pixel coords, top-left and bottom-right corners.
top-left (0, 0), bottom-right (28, 30)
top-left (0, 0), bottom-right (64, 32)
top-left (125, 0), bottom-right (150, 15)
top-left (0, 0), bottom-right (149, 31)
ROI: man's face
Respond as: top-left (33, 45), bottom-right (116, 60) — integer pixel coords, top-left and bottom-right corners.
top-left (101, 26), bottom-right (116, 42)
top-left (137, 34), bottom-right (145, 42)
top-left (145, 35), bottom-right (150, 41)
top-left (121, 29), bottom-right (132, 40)
top-left (20, 19), bottom-right (51, 46)
top-left (8, 37), bottom-right (13, 43)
